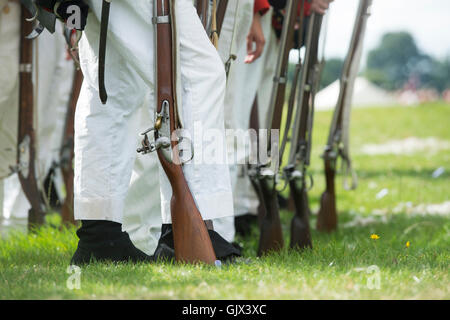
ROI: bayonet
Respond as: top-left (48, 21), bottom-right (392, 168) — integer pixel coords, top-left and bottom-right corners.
top-left (138, 0), bottom-right (217, 264)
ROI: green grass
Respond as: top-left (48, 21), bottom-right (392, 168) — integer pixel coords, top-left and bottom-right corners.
top-left (1, 102), bottom-right (449, 299)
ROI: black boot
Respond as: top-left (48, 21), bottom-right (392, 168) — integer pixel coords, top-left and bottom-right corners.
top-left (234, 214), bottom-right (258, 238)
top-left (70, 220), bottom-right (154, 265)
top-left (153, 224), bottom-right (242, 263)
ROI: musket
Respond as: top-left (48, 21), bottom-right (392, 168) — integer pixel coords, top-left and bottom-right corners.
top-left (249, 0), bottom-right (301, 256)
top-left (316, 0), bottom-right (372, 232)
top-left (223, 0), bottom-right (240, 77)
top-left (138, 0), bottom-right (217, 264)
top-left (17, 5), bottom-right (47, 229)
top-left (284, 13), bottom-right (324, 249)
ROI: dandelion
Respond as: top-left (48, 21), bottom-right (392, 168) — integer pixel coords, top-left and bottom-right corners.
top-left (406, 241), bottom-right (410, 248)
top-left (370, 234), bottom-right (380, 240)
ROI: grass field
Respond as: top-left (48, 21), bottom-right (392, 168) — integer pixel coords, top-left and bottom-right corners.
top-left (0, 102), bottom-right (449, 299)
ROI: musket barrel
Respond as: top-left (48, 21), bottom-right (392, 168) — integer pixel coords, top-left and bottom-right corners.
top-left (265, 0), bottom-right (300, 135)
top-left (287, 13), bottom-right (323, 166)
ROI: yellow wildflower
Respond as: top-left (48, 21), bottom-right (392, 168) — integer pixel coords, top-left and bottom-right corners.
top-left (406, 241), bottom-right (410, 248)
top-left (370, 234), bottom-right (380, 240)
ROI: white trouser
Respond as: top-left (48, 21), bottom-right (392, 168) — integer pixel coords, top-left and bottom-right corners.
top-left (0, 1), bottom-right (20, 180)
top-left (76, 0), bottom-right (233, 225)
top-left (0, 2), bottom-right (74, 235)
top-left (224, 8), bottom-right (279, 218)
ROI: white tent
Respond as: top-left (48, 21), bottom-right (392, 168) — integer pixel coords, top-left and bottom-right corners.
top-left (315, 77), bottom-right (398, 111)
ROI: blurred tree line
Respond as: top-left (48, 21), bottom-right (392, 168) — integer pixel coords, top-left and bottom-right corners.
top-left (317, 31), bottom-right (450, 92)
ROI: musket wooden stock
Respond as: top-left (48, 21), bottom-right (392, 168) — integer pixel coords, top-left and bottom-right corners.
top-left (60, 69), bottom-right (83, 226)
top-left (156, 0), bottom-right (216, 264)
top-left (18, 6), bottom-right (47, 229)
top-left (289, 179), bottom-right (312, 249)
top-left (316, 156), bottom-right (337, 232)
top-left (253, 177), bottom-right (284, 256)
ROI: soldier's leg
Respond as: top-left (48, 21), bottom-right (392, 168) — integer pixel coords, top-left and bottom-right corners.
top-left (123, 152), bottom-right (162, 256)
top-left (123, 100), bottom-right (162, 256)
top-left (153, 0), bottom-right (240, 261)
top-left (213, 0), bottom-right (255, 243)
top-left (223, 9), bottom-right (276, 236)
top-left (238, 24), bottom-right (281, 235)
top-left (71, 3), bottom-right (156, 264)
top-left (36, 22), bottom-right (75, 210)
top-left (72, 0), bottom-right (238, 263)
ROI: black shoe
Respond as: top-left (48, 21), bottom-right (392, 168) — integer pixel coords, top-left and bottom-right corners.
top-left (234, 214), bottom-right (258, 238)
top-left (70, 220), bottom-right (154, 265)
top-left (153, 224), bottom-right (241, 263)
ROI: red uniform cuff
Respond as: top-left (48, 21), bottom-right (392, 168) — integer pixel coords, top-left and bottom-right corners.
top-left (254, 0), bottom-right (270, 15)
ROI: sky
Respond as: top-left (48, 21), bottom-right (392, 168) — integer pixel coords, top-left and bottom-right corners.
top-left (321, 0), bottom-right (450, 63)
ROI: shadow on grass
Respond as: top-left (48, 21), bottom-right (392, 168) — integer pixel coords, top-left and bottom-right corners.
top-left (0, 210), bottom-right (448, 299)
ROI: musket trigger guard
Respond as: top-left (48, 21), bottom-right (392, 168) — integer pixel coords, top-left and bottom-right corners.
top-left (275, 171), bottom-right (289, 193)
